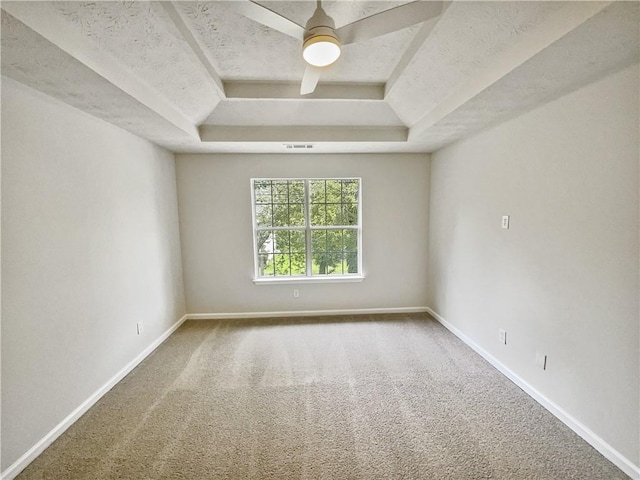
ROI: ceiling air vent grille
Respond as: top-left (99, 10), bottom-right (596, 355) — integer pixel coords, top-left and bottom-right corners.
top-left (284, 144), bottom-right (314, 150)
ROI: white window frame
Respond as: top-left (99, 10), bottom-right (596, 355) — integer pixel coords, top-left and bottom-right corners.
top-left (251, 177), bottom-right (364, 284)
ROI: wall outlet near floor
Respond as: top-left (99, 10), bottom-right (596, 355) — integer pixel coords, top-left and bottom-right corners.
top-left (501, 215), bottom-right (510, 229)
top-left (499, 328), bottom-right (507, 345)
top-left (536, 352), bottom-right (548, 370)
top-left (293, 289), bottom-right (300, 298)
top-left (137, 322), bottom-right (143, 335)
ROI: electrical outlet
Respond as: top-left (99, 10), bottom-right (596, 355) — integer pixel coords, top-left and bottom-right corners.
top-left (293, 289), bottom-right (300, 298)
top-left (536, 352), bottom-right (547, 370)
top-left (137, 322), bottom-right (143, 335)
top-left (501, 215), bottom-right (510, 229)
top-left (499, 329), bottom-right (507, 345)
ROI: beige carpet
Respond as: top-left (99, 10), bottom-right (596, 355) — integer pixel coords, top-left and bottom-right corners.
top-left (19, 313), bottom-right (629, 479)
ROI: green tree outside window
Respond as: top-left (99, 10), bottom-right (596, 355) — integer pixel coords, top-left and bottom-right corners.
top-left (253, 178), bottom-right (361, 278)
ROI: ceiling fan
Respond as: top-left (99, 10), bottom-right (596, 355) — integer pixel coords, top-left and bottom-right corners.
top-left (237, 0), bottom-right (443, 95)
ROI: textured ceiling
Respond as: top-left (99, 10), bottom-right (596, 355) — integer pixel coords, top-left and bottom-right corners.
top-left (26, 1), bottom-right (221, 124)
top-left (1, 1), bottom-right (638, 154)
top-left (1, 11), bottom-right (199, 151)
top-left (416, 1), bottom-right (640, 152)
top-left (174, 1), bottom-right (420, 82)
top-left (386, 1), bottom-right (569, 125)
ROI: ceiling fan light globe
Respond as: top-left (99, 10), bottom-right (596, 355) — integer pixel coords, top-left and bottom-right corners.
top-left (303, 35), bottom-right (341, 67)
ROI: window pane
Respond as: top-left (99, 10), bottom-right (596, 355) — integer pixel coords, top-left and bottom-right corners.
top-left (271, 231), bottom-right (307, 275)
top-left (258, 253), bottom-right (274, 277)
top-left (271, 253), bottom-right (307, 277)
top-left (310, 180), bottom-right (325, 204)
top-left (255, 204), bottom-right (272, 227)
top-left (272, 230), bottom-right (290, 252)
top-left (289, 181), bottom-right (305, 203)
top-left (344, 229), bottom-right (358, 252)
top-left (311, 229), bottom-right (343, 275)
top-left (343, 229), bottom-right (358, 273)
top-left (272, 254), bottom-right (290, 276)
top-left (344, 250), bottom-right (358, 273)
top-left (311, 229), bottom-right (327, 253)
top-left (256, 180), bottom-right (308, 228)
top-left (290, 230), bottom-right (306, 253)
top-left (341, 203), bottom-right (356, 225)
top-left (310, 203), bottom-right (326, 226)
top-left (289, 203), bottom-right (305, 226)
top-left (290, 253), bottom-right (306, 276)
top-left (342, 180), bottom-right (359, 204)
top-left (325, 203), bottom-right (341, 226)
top-left (310, 229), bottom-right (359, 275)
top-left (277, 231), bottom-right (302, 252)
top-left (272, 181), bottom-right (288, 199)
top-left (257, 231), bottom-right (272, 254)
top-left (312, 252), bottom-right (344, 275)
top-left (254, 180), bottom-right (272, 204)
top-left (326, 229), bottom-right (342, 251)
top-left (326, 180), bottom-right (341, 201)
top-left (308, 179), bottom-right (359, 227)
top-left (272, 203), bottom-right (289, 227)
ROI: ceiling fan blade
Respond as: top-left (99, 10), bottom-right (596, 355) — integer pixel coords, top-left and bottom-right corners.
top-left (236, 1), bottom-right (305, 40)
top-left (300, 65), bottom-right (322, 95)
top-left (336, 1), bottom-right (444, 45)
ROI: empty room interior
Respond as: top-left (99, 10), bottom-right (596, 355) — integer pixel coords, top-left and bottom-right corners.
top-left (1, 1), bottom-right (639, 479)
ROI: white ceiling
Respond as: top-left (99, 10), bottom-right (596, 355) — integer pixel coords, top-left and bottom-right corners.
top-left (1, 1), bottom-right (638, 154)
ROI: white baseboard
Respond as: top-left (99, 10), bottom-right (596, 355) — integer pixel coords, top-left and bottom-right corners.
top-left (187, 306), bottom-right (429, 320)
top-left (425, 307), bottom-right (640, 480)
top-left (1, 314), bottom-right (189, 480)
top-left (8, 307), bottom-right (634, 479)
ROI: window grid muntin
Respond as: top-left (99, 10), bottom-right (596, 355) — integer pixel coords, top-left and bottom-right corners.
top-left (309, 179), bottom-right (359, 227)
top-left (252, 178), bottom-right (361, 279)
top-left (310, 227), bottom-right (358, 275)
top-left (254, 179), bottom-right (306, 228)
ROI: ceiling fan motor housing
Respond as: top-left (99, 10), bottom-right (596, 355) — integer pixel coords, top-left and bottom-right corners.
top-left (304, 5), bottom-right (337, 39)
top-left (302, 5), bottom-right (341, 67)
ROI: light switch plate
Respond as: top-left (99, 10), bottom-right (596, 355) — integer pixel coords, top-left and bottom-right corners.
top-left (536, 352), bottom-right (547, 370)
top-left (501, 215), bottom-right (510, 229)
top-left (499, 328), bottom-right (507, 345)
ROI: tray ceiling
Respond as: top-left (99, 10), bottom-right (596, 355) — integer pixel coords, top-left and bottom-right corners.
top-left (1, 1), bottom-right (638, 154)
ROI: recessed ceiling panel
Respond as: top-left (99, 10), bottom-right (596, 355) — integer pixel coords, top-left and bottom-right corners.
top-left (2, 1), bottom-right (637, 155)
top-left (204, 99), bottom-right (405, 126)
top-left (257, 1), bottom-right (415, 29)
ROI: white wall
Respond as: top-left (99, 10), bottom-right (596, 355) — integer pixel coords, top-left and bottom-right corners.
top-left (428, 64), bottom-right (639, 470)
top-left (175, 153), bottom-right (430, 314)
top-left (1, 78), bottom-right (186, 471)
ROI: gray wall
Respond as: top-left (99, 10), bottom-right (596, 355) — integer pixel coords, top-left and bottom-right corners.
top-left (1, 78), bottom-right (186, 470)
top-left (175, 153), bottom-right (430, 314)
top-left (427, 64), bottom-right (639, 467)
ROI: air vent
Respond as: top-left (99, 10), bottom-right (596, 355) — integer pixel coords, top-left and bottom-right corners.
top-left (284, 144), bottom-right (314, 149)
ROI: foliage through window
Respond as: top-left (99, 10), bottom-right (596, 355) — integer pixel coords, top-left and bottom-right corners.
top-left (252, 178), bottom-right (361, 279)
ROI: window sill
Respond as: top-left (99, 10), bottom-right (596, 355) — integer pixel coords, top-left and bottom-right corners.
top-left (253, 275), bottom-right (365, 285)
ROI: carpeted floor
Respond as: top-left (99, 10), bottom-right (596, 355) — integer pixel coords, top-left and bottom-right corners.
top-left (18, 313), bottom-right (629, 479)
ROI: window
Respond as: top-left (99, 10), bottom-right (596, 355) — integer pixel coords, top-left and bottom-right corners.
top-left (251, 178), bottom-right (362, 283)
